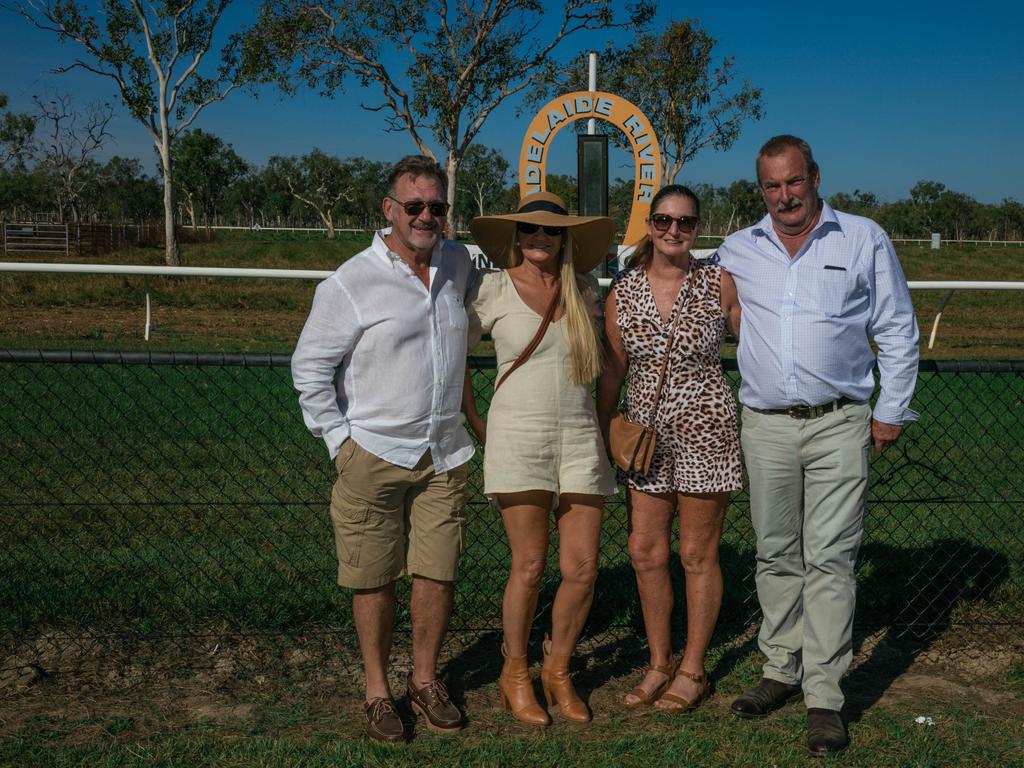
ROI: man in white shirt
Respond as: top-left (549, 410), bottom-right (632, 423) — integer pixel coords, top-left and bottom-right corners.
top-left (717, 136), bottom-right (919, 757)
top-left (292, 155), bottom-right (476, 742)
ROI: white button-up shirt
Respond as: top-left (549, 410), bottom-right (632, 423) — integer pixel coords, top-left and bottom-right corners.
top-left (291, 230), bottom-right (476, 472)
top-left (716, 201), bottom-right (920, 425)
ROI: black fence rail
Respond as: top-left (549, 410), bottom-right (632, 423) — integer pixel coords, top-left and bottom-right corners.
top-left (1, 351), bottom-right (1022, 673)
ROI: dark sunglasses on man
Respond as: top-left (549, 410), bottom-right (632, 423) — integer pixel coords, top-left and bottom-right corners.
top-left (516, 223), bottom-right (566, 236)
top-left (386, 196), bottom-right (450, 217)
top-left (650, 213), bottom-right (699, 233)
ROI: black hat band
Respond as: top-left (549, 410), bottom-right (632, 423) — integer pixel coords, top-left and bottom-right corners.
top-left (518, 199), bottom-right (568, 216)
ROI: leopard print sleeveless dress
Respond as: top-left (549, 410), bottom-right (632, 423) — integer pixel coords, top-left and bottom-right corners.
top-left (613, 260), bottom-right (742, 494)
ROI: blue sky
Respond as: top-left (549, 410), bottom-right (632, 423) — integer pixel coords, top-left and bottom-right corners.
top-left (2, 0), bottom-right (1021, 204)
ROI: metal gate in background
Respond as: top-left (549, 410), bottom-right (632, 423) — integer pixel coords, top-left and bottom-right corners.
top-left (3, 222), bottom-right (69, 257)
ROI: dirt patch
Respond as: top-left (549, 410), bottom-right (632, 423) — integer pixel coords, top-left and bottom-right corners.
top-left (2, 628), bottom-right (1021, 745)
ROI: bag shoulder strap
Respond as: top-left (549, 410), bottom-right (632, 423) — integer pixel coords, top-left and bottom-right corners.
top-left (493, 281), bottom-right (561, 394)
top-left (645, 264), bottom-right (697, 426)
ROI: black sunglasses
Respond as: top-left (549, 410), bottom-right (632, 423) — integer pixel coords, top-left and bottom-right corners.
top-left (386, 195), bottom-right (449, 217)
top-left (517, 223), bottom-right (566, 236)
top-left (650, 213), bottom-right (699, 233)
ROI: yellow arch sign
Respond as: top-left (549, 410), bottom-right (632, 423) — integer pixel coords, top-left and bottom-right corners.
top-left (519, 90), bottom-right (662, 248)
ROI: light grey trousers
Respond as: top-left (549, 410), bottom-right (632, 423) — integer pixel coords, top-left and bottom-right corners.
top-left (740, 402), bottom-right (872, 711)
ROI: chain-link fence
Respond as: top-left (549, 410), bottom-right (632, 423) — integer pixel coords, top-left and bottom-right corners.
top-left (1, 351), bottom-right (1021, 674)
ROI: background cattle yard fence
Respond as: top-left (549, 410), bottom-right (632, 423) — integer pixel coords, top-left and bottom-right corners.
top-left (1, 345), bottom-right (1021, 676)
top-left (2, 222), bottom-right (163, 258)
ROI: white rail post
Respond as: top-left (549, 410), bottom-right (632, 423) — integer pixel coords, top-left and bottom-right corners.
top-left (928, 289), bottom-right (957, 350)
top-left (144, 276), bottom-right (152, 341)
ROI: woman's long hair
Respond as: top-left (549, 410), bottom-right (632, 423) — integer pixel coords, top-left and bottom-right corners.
top-left (624, 184), bottom-right (702, 271)
top-left (506, 230), bottom-right (602, 384)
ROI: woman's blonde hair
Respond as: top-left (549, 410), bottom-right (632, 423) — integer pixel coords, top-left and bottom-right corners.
top-left (507, 231), bottom-right (602, 384)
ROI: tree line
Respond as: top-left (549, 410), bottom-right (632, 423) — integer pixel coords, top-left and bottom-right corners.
top-left (6, 1), bottom-right (775, 264)
top-left (2, 116), bottom-right (1020, 242)
top-left (6, 1), bottom-right (1021, 261)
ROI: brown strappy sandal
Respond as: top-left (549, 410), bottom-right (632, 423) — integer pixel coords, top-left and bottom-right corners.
top-left (656, 668), bottom-right (710, 714)
top-left (624, 656), bottom-right (677, 709)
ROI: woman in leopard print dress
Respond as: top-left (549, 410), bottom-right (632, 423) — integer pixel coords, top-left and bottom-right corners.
top-left (597, 184), bottom-right (742, 714)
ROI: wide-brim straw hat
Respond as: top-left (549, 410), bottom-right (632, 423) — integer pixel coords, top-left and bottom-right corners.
top-left (469, 191), bottom-right (616, 272)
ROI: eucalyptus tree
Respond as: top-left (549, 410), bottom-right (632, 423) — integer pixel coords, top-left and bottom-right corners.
top-left (94, 156), bottom-right (162, 222)
top-left (0, 94), bottom-right (36, 169)
top-left (334, 157), bottom-right (389, 230)
top-left (253, 0), bottom-right (655, 236)
top-left (31, 94), bottom-right (114, 222)
top-left (548, 19), bottom-right (764, 184)
top-left (545, 173), bottom-right (578, 212)
top-left (827, 190), bottom-right (880, 220)
top-left (227, 167), bottom-right (271, 228)
top-left (723, 179), bottom-right (763, 233)
top-left (266, 150), bottom-right (358, 238)
top-left (10, 0), bottom-right (271, 264)
top-left (997, 199), bottom-right (1024, 241)
top-left (0, 165), bottom-right (50, 220)
top-left (172, 129), bottom-right (247, 231)
top-left (455, 144), bottom-right (511, 225)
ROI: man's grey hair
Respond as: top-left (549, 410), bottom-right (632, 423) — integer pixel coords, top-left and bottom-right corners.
top-left (756, 135), bottom-right (819, 182)
top-left (387, 155), bottom-right (447, 196)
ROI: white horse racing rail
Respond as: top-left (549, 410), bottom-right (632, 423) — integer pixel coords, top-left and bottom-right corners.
top-left (2, 261), bottom-right (1023, 348)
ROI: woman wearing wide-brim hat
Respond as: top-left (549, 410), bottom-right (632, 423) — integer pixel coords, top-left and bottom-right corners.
top-left (463, 191), bottom-right (616, 726)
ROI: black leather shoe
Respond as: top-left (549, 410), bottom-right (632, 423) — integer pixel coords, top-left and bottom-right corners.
top-left (730, 677), bottom-right (802, 718)
top-left (807, 708), bottom-right (849, 757)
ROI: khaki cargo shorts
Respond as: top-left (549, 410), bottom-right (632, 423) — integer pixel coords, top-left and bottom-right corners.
top-left (329, 439), bottom-right (469, 589)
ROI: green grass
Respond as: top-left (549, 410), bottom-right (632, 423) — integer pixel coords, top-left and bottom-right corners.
top-left (1, 364), bottom-right (1020, 643)
top-left (1, 700), bottom-right (1019, 767)
top-left (1, 233), bottom-right (1022, 766)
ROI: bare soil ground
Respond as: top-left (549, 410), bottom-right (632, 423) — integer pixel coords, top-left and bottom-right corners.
top-left (2, 628), bottom-right (1020, 746)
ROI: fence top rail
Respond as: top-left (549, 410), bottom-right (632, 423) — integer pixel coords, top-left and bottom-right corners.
top-left (3, 261), bottom-right (1024, 292)
top-left (3, 348), bottom-right (1024, 372)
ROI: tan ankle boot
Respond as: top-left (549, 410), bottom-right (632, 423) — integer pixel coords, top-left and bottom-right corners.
top-left (499, 645), bottom-right (550, 726)
top-left (540, 634), bottom-right (590, 722)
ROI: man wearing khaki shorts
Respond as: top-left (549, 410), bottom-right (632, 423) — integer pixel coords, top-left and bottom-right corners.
top-left (292, 155), bottom-right (476, 742)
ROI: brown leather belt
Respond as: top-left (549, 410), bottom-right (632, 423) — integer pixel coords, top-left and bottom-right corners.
top-left (748, 397), bottom-right (862, 420)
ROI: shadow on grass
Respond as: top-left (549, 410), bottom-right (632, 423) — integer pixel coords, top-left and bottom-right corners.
top-left (844, 538), bottom-right (1010, 722)
top-left (440, 537), bottom-right (1011, 724)
top-left (440, 539), bottom-right (761, 706)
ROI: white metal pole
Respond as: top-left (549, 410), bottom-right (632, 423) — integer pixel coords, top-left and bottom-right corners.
top-left (928, 289), bottom-right (957, 349)
top-left (588, 52), bottom-right (597, 135)
top-left (145, 279), bottom-right (152, 341)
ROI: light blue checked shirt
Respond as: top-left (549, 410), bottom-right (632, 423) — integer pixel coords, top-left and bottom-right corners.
top-left (716, 201), bottom-right (920, 425)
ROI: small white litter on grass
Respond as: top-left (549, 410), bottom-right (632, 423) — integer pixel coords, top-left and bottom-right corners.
top-left (914, 715), bottom-right (935, 726)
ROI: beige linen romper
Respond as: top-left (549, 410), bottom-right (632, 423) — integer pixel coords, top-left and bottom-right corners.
top-left (468, 270), bottom-right (615, 500)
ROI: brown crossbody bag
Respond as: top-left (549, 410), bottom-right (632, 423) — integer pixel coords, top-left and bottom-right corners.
top-left (608, 267), bottom-right (696, 475)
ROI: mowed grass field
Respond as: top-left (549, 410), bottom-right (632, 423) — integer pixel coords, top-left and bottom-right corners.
top-left (1, 361), bottom-right (1022, 767)
top-left (1, 233), bottom-right (1023, 765)
top-left (1, 233), bottom-right (1022, 357)
top-left (2, 362), bottom-right (1021, 642)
